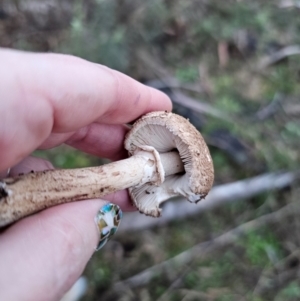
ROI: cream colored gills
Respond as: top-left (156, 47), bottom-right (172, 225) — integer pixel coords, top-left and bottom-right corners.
top-left (125, 111), bottom-right (214, 217)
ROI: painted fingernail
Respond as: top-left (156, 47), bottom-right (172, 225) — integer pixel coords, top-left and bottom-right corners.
top-left (95, 203), bottom-right (122, 251)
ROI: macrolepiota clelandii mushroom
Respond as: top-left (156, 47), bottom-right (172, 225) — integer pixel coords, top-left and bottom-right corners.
top-left (0, 111), bottom-right (214, 227)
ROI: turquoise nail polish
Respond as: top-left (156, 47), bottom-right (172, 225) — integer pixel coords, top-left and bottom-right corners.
top-left (95, 203), bottom-right (122, 251)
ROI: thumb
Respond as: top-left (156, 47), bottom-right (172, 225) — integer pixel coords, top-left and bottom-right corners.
top-left (0, 199), bottom-right (122, 301)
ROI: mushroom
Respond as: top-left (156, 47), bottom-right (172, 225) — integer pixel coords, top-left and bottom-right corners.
top-left (0, 111), bottom-right (214, 227)
top-left (125, 111), bottom-right (214, 216)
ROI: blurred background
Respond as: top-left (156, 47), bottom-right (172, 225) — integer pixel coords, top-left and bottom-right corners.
top-left (1, 0), bottom-right (300, 300)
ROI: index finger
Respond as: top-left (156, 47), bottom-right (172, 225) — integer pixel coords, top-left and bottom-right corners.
top-left (0, 49), bottom-right (172, 170)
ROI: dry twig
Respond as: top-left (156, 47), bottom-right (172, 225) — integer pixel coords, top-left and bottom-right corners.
top-left (255, 92), bottom-right (284, 121)
top-left (258, 45), bottom-right (300, 69)
top-left (279, 0), bottom-right (300, 9)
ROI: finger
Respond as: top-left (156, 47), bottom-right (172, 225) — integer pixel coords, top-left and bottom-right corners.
top-left (105, 190), bottom-right (135, 211)
top-left (0, 49), bottom-right (172, 171)
top-left (0, 156), bottom-right (54, 178)
top-left (9, 156), bottom-right (54, 177)
top-left (67, 123), bottom-right (129, 161)
top-left (0, 169), bottom-right (8, 179)
top-left (38, 132), bottom-right (75, 150)
top-left (40, 123), bottom-right (129, 161)
top-left (0, 199), bottom-right (123, 301)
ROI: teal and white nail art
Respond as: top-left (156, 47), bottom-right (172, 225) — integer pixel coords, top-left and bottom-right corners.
top-left (95, 203), bottom-right (122, 251)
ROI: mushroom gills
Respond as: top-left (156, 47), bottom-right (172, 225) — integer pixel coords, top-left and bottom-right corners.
top-left (127, 125), bottom-right (200, 216)
top-left (129, 124), bottom-right (178, 152)
top-left (129, 173), bottom-right (202, 217)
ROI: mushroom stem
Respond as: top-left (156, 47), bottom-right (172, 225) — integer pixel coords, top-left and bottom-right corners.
top-left (0, 151), bottom-right (184, 226)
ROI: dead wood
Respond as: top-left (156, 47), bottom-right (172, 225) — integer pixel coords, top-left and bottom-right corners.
top-left (258, 45), bottom-right (300, 69)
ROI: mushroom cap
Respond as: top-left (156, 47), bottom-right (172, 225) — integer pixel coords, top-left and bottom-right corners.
top-left (124, 111), bottom-right (214, 217)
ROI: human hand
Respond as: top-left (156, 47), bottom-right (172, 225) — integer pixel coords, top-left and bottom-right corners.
top-left (0, 48), bottom-right (172, 301)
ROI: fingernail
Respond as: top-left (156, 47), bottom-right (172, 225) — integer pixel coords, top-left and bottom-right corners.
top-left (94, 203), bottom-right (122, 251)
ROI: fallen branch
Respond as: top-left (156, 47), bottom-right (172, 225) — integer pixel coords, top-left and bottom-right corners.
top-left (114, 202), bottom-right (300, 290)
top-left (258, 45), bottom-right (300, 69)
top-left (279, 0), bottom-right (300, 9)
top-left (170, 89), bottom-right (230, 121)
top-left (145, 78), bottom-right (204, 94)
top-left (145, 79), bottom-right (228, 121)
top-left (255, 92), bottom-right (284, 121)
top-left (119, 171), bottom-right (299, 233)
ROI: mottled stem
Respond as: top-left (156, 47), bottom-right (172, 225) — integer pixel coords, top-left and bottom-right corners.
top-left (0, 151), bottom-right (183, 227)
